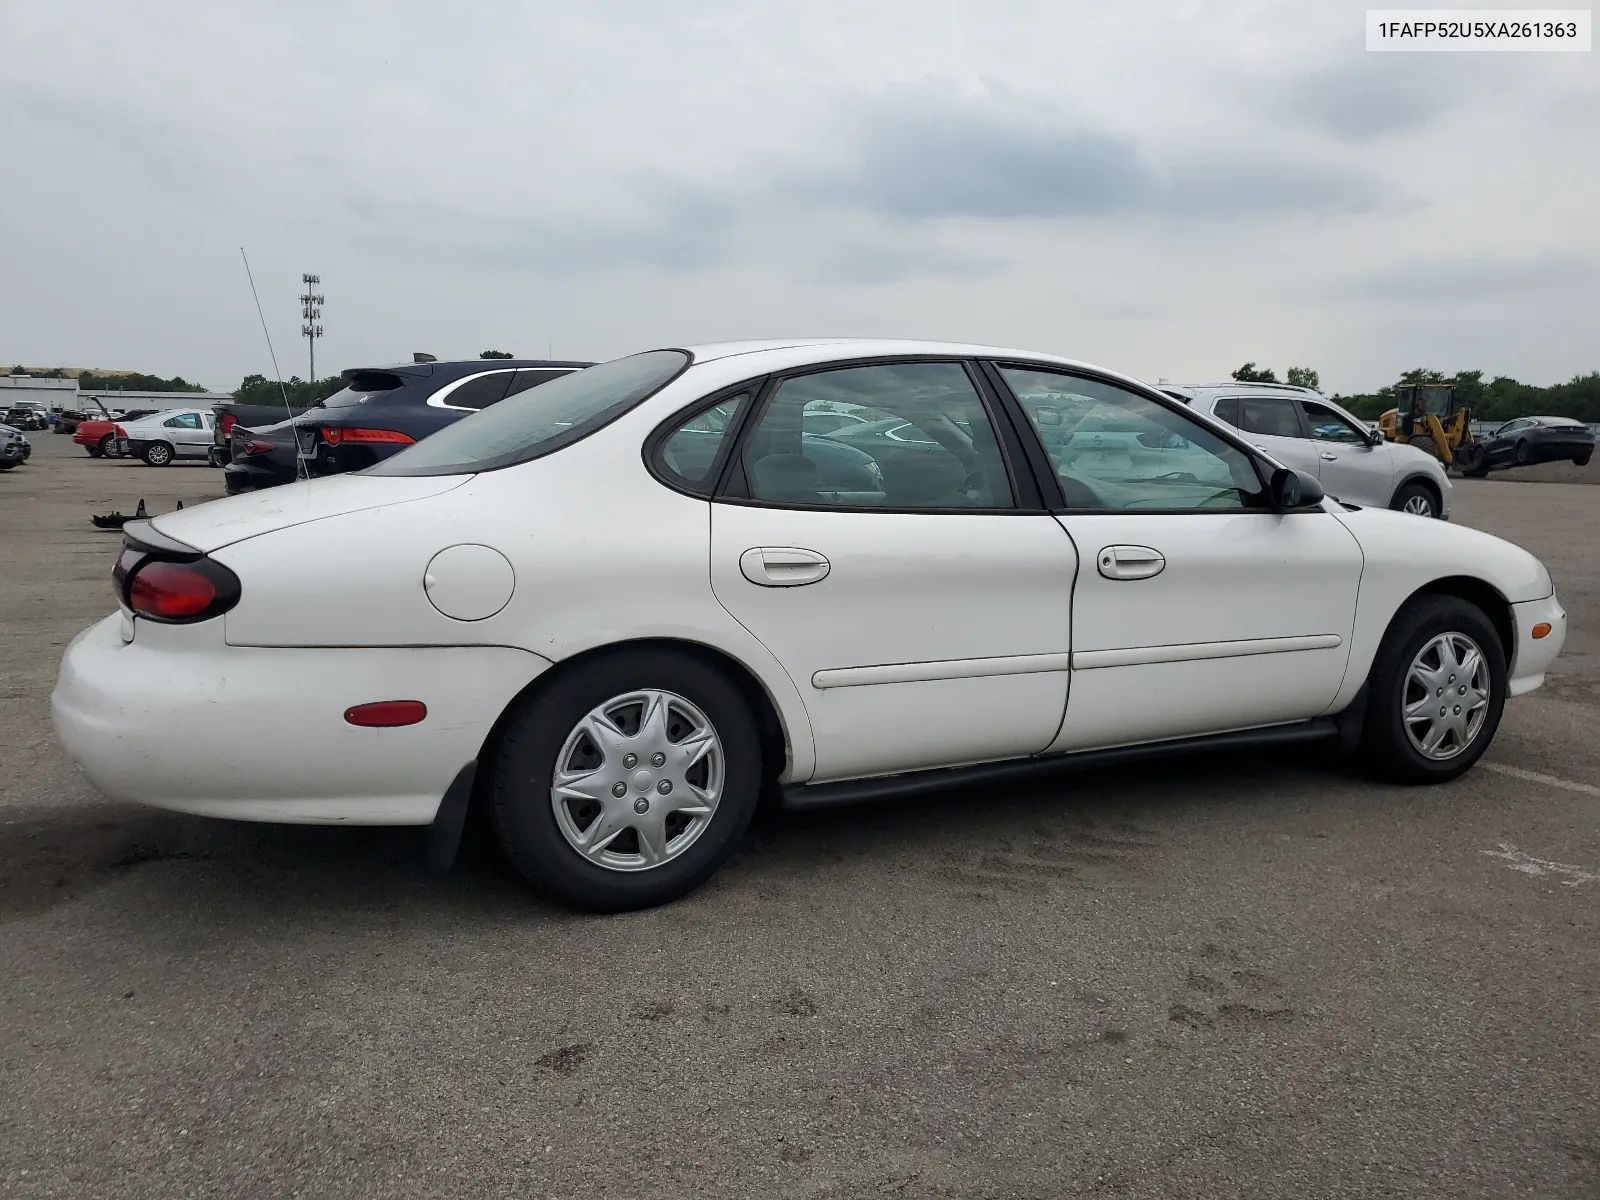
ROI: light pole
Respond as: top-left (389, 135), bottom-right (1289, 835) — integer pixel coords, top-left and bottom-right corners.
top-left (299, 274), bottom-right (324, 382)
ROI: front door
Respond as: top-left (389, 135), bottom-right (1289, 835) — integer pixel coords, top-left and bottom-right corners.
top-left (995, 366), bottom-right (1365, 752)
top-left (704, 360), bottom-right (1079, 782)
top-left (1215, 394), bottom-right (1324, 479)
top-left (1298, 397), bottom-right (1394, 507)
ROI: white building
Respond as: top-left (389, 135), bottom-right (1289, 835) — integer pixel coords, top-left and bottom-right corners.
top-left (0, 376), bottom-right (79, 411)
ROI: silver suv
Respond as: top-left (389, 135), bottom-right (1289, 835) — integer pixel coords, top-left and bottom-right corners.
top-left (1160, 382), bottom-right (1452, 519)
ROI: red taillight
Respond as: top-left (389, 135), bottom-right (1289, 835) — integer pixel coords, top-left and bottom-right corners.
top-left (123, 558), bottom-right (241, 623)
top-left (113, 425), bottom-right (127, 438)
top-left (221, 414), bottom-right (237, 435)
top-left (241, 438), bottom-right (275, 457)
top-left (321, 427), bottom-right (415, 445)
top-left (344, 701), bottom-right (427, 727)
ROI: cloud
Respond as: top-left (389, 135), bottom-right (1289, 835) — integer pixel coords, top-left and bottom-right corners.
top-left (1346, 254), bottom-right (1600, 299)
top-left (1281, 48), bottom-right (1480, 141)
top-left (794, 82), bottom-right (1382, 222)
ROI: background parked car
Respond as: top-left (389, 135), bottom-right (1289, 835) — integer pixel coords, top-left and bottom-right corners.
top-left (1467, 416), bottom-right (1595, 475)
top-left (74, 406), bottom-right (163, 457)
top-left (223, 357), bottom-right (591, 493)
top-left (1164, 382), bottom-right (1453, 518)
top-left (0, 424), bottom-right (28, 470)
top-left (115, 408), bottom-right (218, 466)
top-left (4, 401), bottom-right (52, 431)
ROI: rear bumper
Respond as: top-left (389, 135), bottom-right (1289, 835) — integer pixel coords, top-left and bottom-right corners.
top-left (51, 614), bottom-right (551, 825)
top-left (1508, 592), bottom-right (1567, 696)
top-left (223, 461), bottom-right (292, 492)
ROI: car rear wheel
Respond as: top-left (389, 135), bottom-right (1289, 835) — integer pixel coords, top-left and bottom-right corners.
top-left (1574, 449), bottom-right (1592, 467)
top-left (489, 648), bottom-right (763, 911)
top-left (96, 434), bottom-right (116, 457)
top-left (142, 441), bottom-right (174, 467)
top-left (1389, 481), bottom-right (1439, 518)
top-left (1359, 596), bottom-right (1506, 783)
top-left (1514, 440), bottom-right (1531, 465)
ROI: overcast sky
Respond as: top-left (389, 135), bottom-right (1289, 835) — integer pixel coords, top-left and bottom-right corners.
top-left (2, 0), bottom-right (1595, 394)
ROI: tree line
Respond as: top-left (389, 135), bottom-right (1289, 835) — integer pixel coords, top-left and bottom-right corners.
top-left (8, 366), bottom-right (208, 392)
top-left (1232, 364), bottom-right (1600, 424)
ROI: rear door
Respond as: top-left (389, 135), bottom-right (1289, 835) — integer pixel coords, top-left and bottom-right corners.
top-left (702, 359), bottom-right (1078, 783)
top-left (1212, 394), bottom-right (1323, 479)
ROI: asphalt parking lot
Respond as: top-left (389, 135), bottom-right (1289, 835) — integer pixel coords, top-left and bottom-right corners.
top-left (3, 431), bottom-right (1598, 1199)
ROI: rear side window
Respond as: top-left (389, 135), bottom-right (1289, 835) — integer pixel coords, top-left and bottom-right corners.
top-left (1212, 397), bottom-right (1239, 427)
top-left (369, 350), bottom-right (690, 476)
top-left (506, 369), bottom-right (575, 398)
top-left (1233, 397), bottom-right (1303, 439)
top-left (656, 394), bottom-right (750, 489)
top-left (432, 371), bottom-right (517, 411)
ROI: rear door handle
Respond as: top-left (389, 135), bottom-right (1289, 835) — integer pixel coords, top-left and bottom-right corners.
top-left (740, 546), bottom-right (831, 587)
top-left (1097, 545), bottom-right (1165, 581)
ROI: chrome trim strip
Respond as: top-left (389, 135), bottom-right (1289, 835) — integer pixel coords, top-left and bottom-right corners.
top-left (426, 367), bottom-right (578, 412)
top-left (812, 652), bottom-right (1074, 690)
top-left (1072, 633), bottom-right (1343, 671)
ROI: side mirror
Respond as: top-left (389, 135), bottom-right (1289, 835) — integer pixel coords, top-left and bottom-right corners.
top-left (1367, 427), bottom-right (1384, 446)
top-left (1270, 466), bottom-right (1325, 509)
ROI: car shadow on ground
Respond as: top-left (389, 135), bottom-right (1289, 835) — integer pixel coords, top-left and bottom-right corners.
top-left (1, 748), bottom-right (1374, 927)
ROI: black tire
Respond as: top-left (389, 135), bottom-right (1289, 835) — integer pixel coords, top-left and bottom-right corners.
top-left (489, 648), bottom-right (763, 911)
top-left (1359, 596), bottom-right (1507, 784)
top-left (1389, 480), bottom-right (1439, 519)
top-left (97, 434), bottom-right (115, 457)
top-left (142, 441), bottom-right (174, 467)
top-left (1514, 440), bottom-right (1531, 465)
top-left (1574, 449), bottom-right (1592, 467)
top-left (86, 445), bottom-right (104, 458)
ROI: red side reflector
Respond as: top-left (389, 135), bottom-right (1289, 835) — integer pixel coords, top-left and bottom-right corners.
top-left (344, 701), bottom-right (427, 727)
top-left (1532, 622), bottom-right (1552, 639)
top-left (321, 427), bottom-right (415, 445)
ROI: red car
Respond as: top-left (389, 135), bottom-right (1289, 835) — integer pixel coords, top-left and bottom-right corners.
top-left (73, 407), bottom-right (160, 457)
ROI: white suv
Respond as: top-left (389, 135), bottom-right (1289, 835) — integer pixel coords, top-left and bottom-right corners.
top-left (1162, 382), bottom-right (1452, 519)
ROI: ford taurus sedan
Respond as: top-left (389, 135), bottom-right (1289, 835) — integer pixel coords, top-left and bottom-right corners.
top-left (53, 340), bottom-right (1567, 911)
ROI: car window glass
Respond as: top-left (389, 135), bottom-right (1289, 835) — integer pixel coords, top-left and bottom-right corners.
top-left (657, 394), bottom-right (749, 487)
top-left (505, 369), bottom-right (573, 398)
top-left (743, 363), bottom-right (1012, 509)
top-left (1300, 400), bottom-right (1365, 443)
top-left (437, 371), bottom-right (515, 410)
top-left (164, 413), bottom-right (201, 429)
top-left (1232, 397), bottom-right (1302, 438)
top-left (1001, 368), bottom-right (1264, 511)
top-left (1212, 397), bottom-right (1239, 427)
top-left (370, 350), bottom-right (689, 477)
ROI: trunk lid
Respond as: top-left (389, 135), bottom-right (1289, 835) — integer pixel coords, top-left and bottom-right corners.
top-left (148, 472), bottom-right (471, 552)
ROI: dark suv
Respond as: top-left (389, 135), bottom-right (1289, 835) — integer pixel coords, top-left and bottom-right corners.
top-left (223, 357), bottom-right (591, 493)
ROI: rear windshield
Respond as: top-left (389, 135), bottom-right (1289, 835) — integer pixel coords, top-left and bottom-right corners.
top-left (367, 351), bottom-right (688, 476)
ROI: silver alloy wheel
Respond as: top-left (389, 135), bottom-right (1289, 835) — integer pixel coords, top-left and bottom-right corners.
top-left (549, 688), bottom-right (724, 872)
top-left (147, 442), bottom-right (172, 465)
top-left (1402, 493), bottom-right (1434, 516)
top-left (1402, 631), bottom-right (1490, 760)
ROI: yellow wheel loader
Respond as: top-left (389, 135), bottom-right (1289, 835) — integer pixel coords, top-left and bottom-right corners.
top-left (1378, 382), bottom-right (1487, 475)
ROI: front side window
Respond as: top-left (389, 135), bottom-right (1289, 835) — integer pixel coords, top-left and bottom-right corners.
top-left (658, 393), bottom-right (749, 487)
top-left (1002, 367), bottom-right (1263, 511)
top-left (369, 350), bottom-right (689, 476)
top-left (165, 413), bottom-right (202, 429)
top-left (1232, 397), bottom-right (1303, 439)
top-left (1300, 400), bottom-right (1366, 443)
top-left (741, 362), bottom-right (1013, 509)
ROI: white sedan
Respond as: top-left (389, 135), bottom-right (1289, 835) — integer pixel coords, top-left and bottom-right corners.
top-left (53, 340), bottom-right (1567, 911)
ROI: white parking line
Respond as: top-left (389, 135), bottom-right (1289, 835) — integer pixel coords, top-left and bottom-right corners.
top-left (1481, 842), bottom-right (1600, 886)
top-left (1481, 761), bottom-right (1600, 798)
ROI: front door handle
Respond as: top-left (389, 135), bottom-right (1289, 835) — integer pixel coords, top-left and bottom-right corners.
top-left (1097, 545), bottom-right (1165, 581)
top-left (740, 546), bottom-right (831, 587)
top-left (1320, 452), bottom-right (1338, 461)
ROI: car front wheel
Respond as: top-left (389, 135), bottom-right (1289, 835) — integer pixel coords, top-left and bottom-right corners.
top-left (489, 648), bottom-right (763, 911)
top-left (1390, 481), bottom-right (1439, 518)
top-left (1359, 596), bottom-right (1506, 783)
top-left (142, 441), bottom-right (174, 466)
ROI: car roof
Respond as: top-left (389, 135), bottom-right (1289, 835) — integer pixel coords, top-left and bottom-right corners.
top-left (1170, 382), bottom-right (1325, 397)
top-left (1527, 415), bottom-right (1584, 426)
top-left (346, 358), bottom-right (592, 378)
top-left (676, 339), bottom-right (1159, 394)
